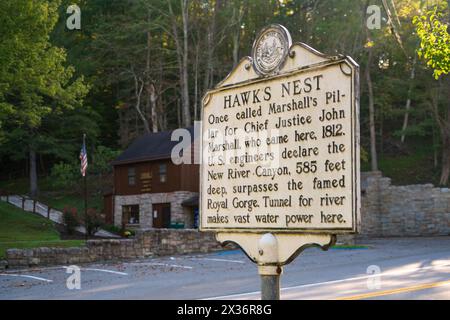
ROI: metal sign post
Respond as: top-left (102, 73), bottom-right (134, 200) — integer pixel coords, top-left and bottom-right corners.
top-left (216, 232), bottom-right (335, 300)
top-left (200, 24), bottom-right (359, 300)
top-left (260, 268), bottom-right (281, 300)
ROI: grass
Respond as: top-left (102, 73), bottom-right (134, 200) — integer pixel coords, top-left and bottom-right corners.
top-left (38, 193), bottom-right (102, 214)
top-left (0, 201), bottom-right (85, 259)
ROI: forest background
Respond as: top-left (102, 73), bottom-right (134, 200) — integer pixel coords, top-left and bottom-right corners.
top-left (0, 0), bottom-right (449, 204)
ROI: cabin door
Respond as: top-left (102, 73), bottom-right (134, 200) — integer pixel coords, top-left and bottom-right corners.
top-left (152, 203), bottom-right (171, 228)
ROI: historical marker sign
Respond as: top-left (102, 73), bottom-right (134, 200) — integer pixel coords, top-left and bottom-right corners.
top-left (200, 25), bottom-right (360, 235)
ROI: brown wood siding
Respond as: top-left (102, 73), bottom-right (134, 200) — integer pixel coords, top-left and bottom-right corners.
top-left (103, 194), bottom-right (114, 224)
top-left (114, 159), bottom-right (199, 195)
top-left (180, 164), bottom-right (199, 192)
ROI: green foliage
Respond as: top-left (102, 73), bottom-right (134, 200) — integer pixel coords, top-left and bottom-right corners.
top-left (1, 0), bottom-right (450, 189)
top-left (0, 0), bottom-right (96, 195)
top-left (360, 147), bottom-right (369, 164)
top-left (91, 146), bottom-right (121, 175)
top-left (48, 145), bottom-right (119, 194)
top-left (102, 224), bottom-right (122, 236)
top-left (50, 162), bottom-right (79, 190)
top-left (123, 229), bottom-right (135, 238)
top-left (414, 9), bottom-right (450, 79)
top-left (0, 0), bottom-right (90, 128)
top-left (62, 207), bottom-right (80, 235)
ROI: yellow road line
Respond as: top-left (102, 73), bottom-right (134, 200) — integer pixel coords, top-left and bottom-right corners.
top-left (337, 280), bottom-right (450, 300)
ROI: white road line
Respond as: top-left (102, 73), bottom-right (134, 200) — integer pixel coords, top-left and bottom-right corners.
top-left (81, 283), bottom-right (132, 294)
top-left (189, 258), bottom-right (245, 264)
top-left (0, 274), bottom-right (53, 283)
top-left (147, 263), bottom-right (193, 269)
top-left (62, 266), bottom-right (128, 276)
top-left (203, 290), bottom-right (260, 300)
top-left (203, 262), bottom-right (450, 300)
top-left (123, 261), bottom-right (193, 269)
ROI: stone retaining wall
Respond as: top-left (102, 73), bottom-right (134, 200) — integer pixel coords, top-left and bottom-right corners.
top-left (3, 229), bottom-right (223, 269)
top-left (360, 172), bottom-right (450, 237)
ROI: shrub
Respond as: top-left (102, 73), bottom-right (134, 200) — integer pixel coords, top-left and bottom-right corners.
top-left (123, 229), bottom-right (135, 238)
top-left (123, 230), bottom-right (132, 238)
top-left (84, 208), bottom-right (104, 236)
top-left (62, 207), bottom-right (80, 235)
top-left (102, 224), bottom-right (122, 235)
top-left (50, 162), bottom-right (79, 190)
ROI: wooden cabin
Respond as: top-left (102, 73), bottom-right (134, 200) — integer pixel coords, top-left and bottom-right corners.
top-left (104, 127), bottom-right (199, 229)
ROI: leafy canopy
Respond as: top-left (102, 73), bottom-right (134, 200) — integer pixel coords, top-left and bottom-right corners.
top-left (414, 9), bottom-right (450, 79)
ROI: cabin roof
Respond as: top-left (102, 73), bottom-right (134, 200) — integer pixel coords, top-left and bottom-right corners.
top-left (112, 127), bottom-right (195, 165)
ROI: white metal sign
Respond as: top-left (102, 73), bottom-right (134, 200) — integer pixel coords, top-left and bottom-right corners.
top-left (200, 25), bottom-right (360, 235)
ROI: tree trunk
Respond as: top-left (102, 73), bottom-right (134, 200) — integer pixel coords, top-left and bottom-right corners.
top-left (232, 29), bottom-right (241, 68)
top-left (430, 79), bottom-right (450, 186)
top-left (29, 147), bottom-right (38, 197)
top-left (203, 0), bottom-right (220, 93)
top-left (364, 0), bottom-right (378, 172)
top-left (157, 63), bottom-right (166, 131)
top-left (379, 108), bottom-right (383, 157)
top-left (439, 0), bottom-right (450, 185)
top-left (150, 85), bottom-right (158, 133)
top-left (232, 2), bottom-right (246, 67)
top-left (432, 123), bottom-right (439, 168)
top-left (145, 15), bottom-right (157, 133)
top-left (181, 0), bottom-right (191, 127)
top-left (167, 0), bottom-right (191, 127)
top-left (177, 98), bottom-right (181, 128)
top-left (194, 42), bottom-right (199, 121)
top-left (381, 0), bottom-right (406, 57)
top-left (400, 54), bottom-right (417, 143)
top-left (440, 132), bottom-right (450, 186)
top-left (133, 74), bottom-right (150, 133)
top-left (366, 48), bottom-right (378, 171)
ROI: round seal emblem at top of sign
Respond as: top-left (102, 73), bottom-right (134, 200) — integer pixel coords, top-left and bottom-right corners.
top-left (251, 24), bottom-right (292, 76)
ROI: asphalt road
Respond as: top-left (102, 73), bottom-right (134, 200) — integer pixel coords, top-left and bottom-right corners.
top-left (0, 237), bottom-right (449, 300)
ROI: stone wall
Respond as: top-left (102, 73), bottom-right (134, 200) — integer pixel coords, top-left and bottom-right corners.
top-left (3, 229), bottom-right (223, 269)
top-left (360, 172), bottom-right (450, 237)
top-left (114, 191), bottom-right (198, 228)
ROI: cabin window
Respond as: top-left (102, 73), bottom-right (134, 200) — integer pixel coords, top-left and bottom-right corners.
top-left (159, 164), bottom-right (167, 183)
top-left (122, 205), bottom-right (139, 225)
top-left (128, 167), bottom-right (136, 186)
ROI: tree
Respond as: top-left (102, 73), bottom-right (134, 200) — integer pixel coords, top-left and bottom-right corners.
top-left (0, 0), bottom-right (91, 196)
top-left (167, 0), bottom-right (191, 128)
top-left (3, 0), bottom-right (448, 188)
top-left (414, 6), bottom-right (450, 80)
top-left (414, 2), bottom-right (450, 185)
top-left (364, 1), bottom-right (379, 171)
